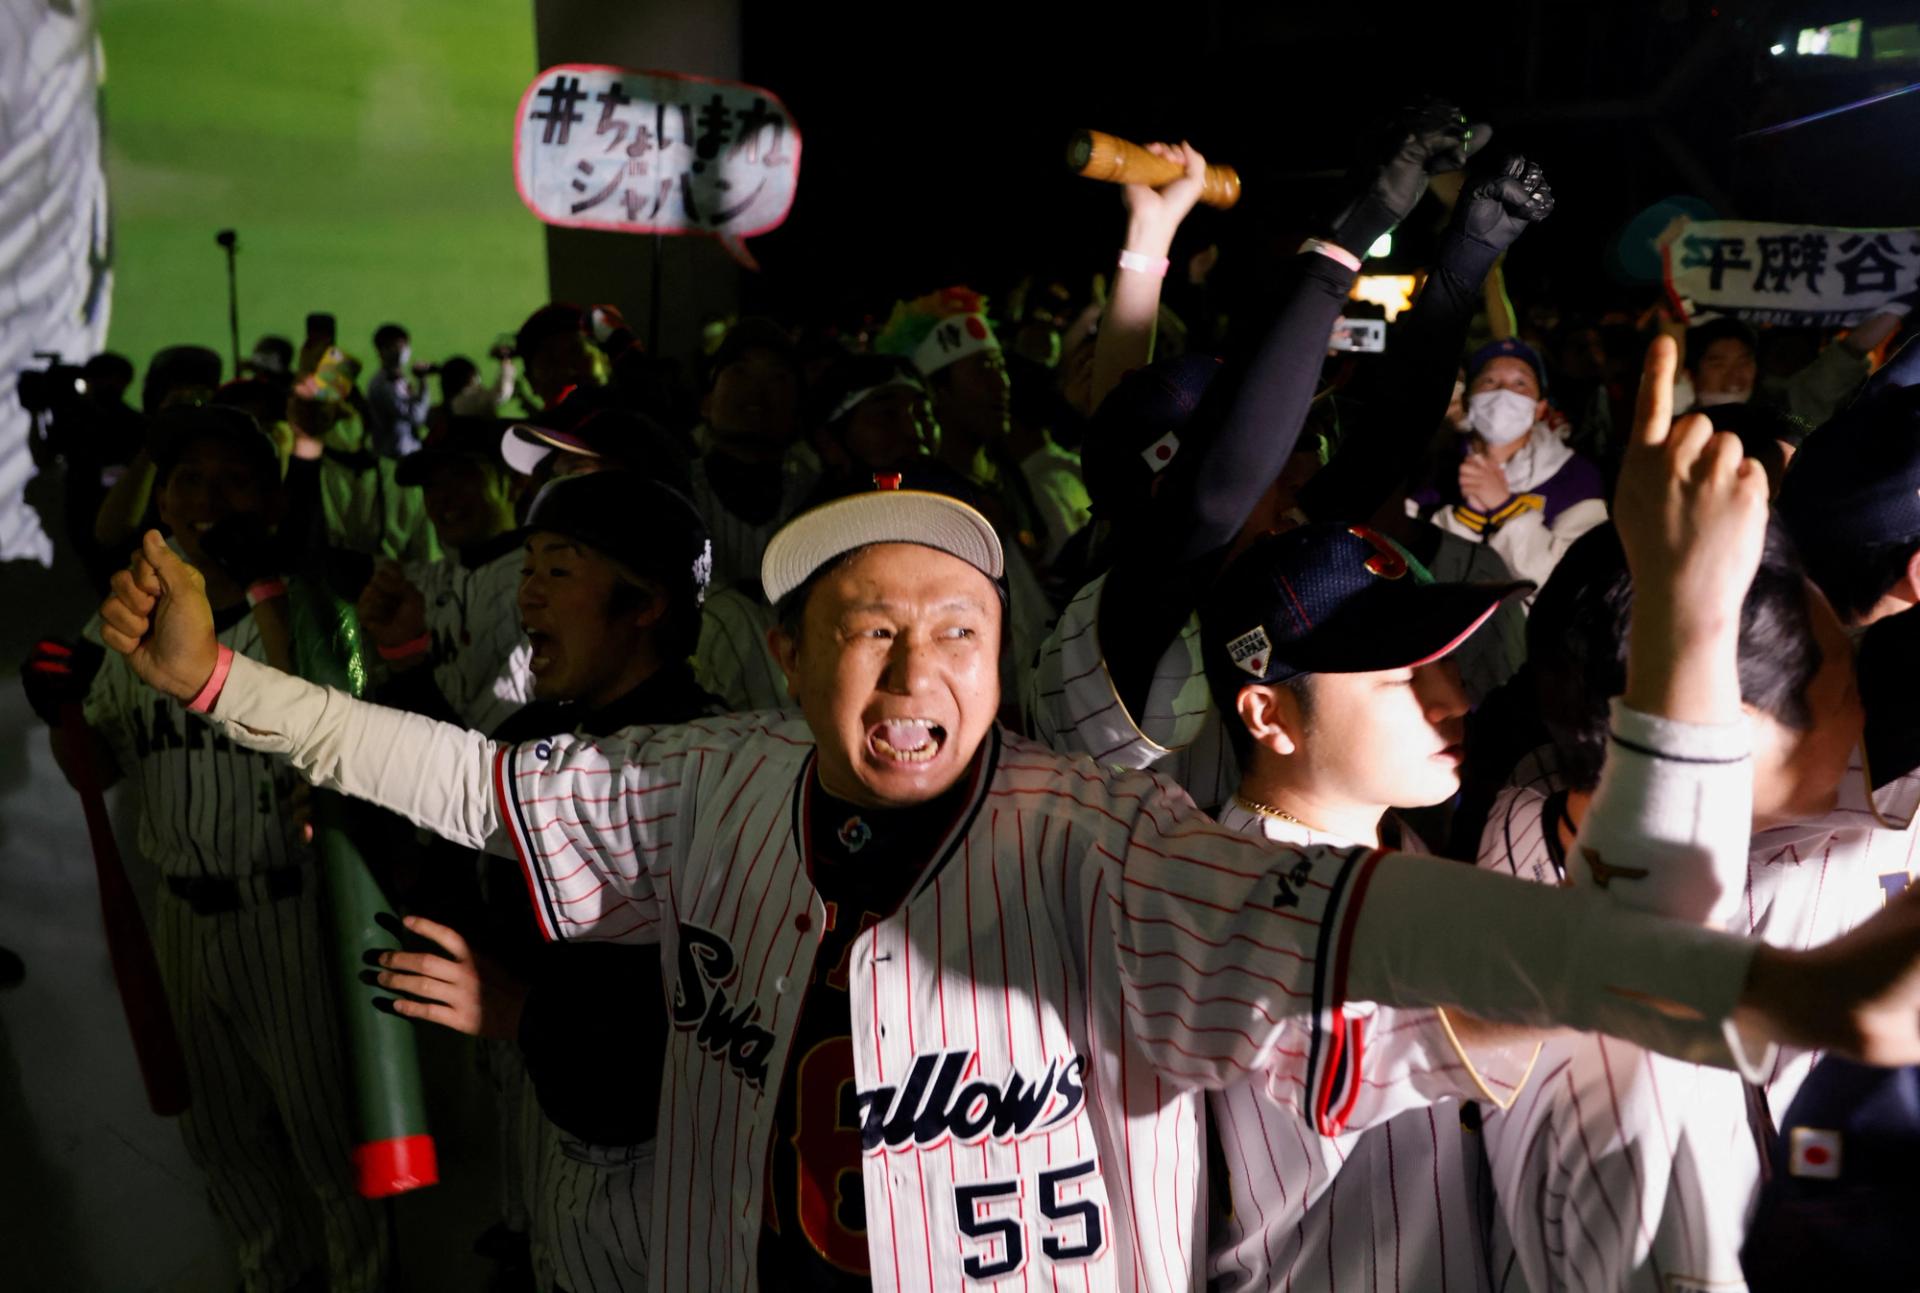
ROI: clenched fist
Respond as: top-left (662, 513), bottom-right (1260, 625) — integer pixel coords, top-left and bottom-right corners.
top-left (99, 530), bottom-right (220, 702)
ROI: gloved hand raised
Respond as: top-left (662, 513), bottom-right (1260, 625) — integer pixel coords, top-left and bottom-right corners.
top-left (1325, 99), bottom-right (1491, 259)
top-left (1452, 155), bottom-right (1554, 253)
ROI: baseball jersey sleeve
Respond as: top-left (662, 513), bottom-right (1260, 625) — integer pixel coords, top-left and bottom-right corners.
top-left (1085, 774), bottom-right (1764, 1134)
top-left (493, 721), bottom-right (719, 945)
top-left (1570, 700), bottom-right (1755, 928)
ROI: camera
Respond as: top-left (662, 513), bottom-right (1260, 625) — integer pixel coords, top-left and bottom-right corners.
top-left (17, 352), bottom-right (87, 417)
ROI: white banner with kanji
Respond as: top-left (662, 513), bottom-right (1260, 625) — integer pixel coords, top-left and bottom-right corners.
top-left (514, 64), bottom-right (800, 256)
top-left (1660, 218), bottom-right (1920, 326)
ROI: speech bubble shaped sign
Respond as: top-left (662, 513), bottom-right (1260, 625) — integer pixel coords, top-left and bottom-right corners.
top-left (514, 64), bottom-right (801, 269)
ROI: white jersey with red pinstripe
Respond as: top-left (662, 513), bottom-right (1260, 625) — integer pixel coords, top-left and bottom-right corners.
top-left (487, 715), bottom-right (1389, 1292)
top-left (1207, 803), bottom-right (1535, 1293)
top-left (404, 545), bottom-right (534, 733)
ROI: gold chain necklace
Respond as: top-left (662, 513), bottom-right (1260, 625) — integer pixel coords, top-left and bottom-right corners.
top-left (1233, 793), bottom-right (1307, 827)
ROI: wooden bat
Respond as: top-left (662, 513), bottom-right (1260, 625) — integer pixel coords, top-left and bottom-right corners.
top-left (60, 704), bottom-right (190, 1117)
top-left (1066, 129), bottom-right (1241, 209)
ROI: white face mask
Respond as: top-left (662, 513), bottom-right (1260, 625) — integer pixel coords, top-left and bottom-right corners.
top-left (1466, 388), bottom-right (1537, 446)
top-left (1695, 387), bottom-right (1750, 408)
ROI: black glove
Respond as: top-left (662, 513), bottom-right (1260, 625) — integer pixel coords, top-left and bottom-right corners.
top-left (1325, 100), bottom-right (1491, 259)
top-left (21, 637), bottom-right (105, 726)
top-left (198, 513), bottom-right (281, 588)
top-left (1451, 155), bottom-right (1554, 253)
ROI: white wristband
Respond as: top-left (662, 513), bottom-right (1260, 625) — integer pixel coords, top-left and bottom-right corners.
top-left (1117, 248), bottom-right (1170, 278)
top-left (1298, 238), bottom-right (1362, 272)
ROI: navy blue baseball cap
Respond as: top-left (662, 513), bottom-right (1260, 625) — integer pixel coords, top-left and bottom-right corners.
top-left (1777, 337), bottom-right (1920, 558)
top-left (1465, 337), bottom-right (1548, 395)
top-left (1741, 1055), bottom-right (1920, 1287)
top-left (1081, 354), bottom-right (1223, 519)
top-left (1200, 523), bottom-right (1530, 718)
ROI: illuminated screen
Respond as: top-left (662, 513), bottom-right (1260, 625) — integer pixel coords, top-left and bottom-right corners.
top-left (96, 0), bottom-right (547, 381)
top-left (1796, 19), bottom-right (1864, 58)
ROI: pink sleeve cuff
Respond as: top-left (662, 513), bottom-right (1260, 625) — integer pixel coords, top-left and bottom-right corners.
top-left (187, 645), bottom-right (235, 714)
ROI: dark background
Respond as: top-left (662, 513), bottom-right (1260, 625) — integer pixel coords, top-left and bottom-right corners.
top-left (733, 0), bottom-right (1920, 326)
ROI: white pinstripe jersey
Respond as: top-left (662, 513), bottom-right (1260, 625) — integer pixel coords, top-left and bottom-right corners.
top-left (83, 609), bottom-right (304, 878)
top-left (1474, 746), bottom-right (1920, 1293)
top-left (1208, 803), bottom-right (1532, 1293)
top-left (404, 546), bottom-right (534, 733)
top-left (693, 584), bottom-right (789, 714)
top-left (491, 714), bottom-right (1388, 1293)
top-left (1026, 573), bottom-right (1239, 812)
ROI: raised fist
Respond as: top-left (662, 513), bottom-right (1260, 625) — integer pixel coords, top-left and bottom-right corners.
top-left (1327, 100), bottom-right (1492, 257)
top-left (99, 530), bottom-right (220, 702)
top-left (1454, 155), bottom-right (1554, 252)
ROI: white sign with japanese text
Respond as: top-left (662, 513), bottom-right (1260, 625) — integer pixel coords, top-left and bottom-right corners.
top-left (1661, 218), bottom-right (1920, 326)
top-left (514, 64), bottom-right (800, 260)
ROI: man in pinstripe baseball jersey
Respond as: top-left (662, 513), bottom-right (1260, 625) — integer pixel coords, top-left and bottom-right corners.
top-left (1194, 522), bottom-right (1539, 1292)
top-left (53, 405), bottom-right (388, 1293)
top-left (100, 462), bottom-right (1920, 1293)
top-left (376, 469), bottom-right (720, 1292)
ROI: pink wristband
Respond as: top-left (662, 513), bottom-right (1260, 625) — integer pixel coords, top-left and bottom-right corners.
top-left (245, 578), bottom-right (287, 607)
top-left (187, 645), bottom-right (235, 715)
top-left (1117, 248), bottom-right (1170, 278)
top-left (375, 633), bottom-right (432, 662)
top-left (1298, 237), bottom-right (1362, 272)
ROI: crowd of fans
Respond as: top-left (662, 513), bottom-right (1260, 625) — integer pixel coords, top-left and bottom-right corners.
top-left (18, 97), bottom-right (1920, 1293)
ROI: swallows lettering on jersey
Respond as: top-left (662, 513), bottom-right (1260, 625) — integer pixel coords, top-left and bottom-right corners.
top-left (855, 1048), bottom-right (1087, 1154)
top-left (672, 924), bottom-right (775, 1089)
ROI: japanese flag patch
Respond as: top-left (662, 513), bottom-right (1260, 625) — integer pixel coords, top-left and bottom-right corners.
top-left (1226, 626), bottom-right (1273, 679)
top-left (1140, 430), bottom-right (1181, 473)
top-left (1787, 1126), bottom-right (1842, 1180)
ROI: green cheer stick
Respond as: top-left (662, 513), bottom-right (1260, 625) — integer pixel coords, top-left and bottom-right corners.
top-left (287, 576), bottom-right (440, 1198)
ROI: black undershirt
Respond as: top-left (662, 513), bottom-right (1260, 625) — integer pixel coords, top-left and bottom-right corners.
top-left (757, 770), bottom-right (974, 1290)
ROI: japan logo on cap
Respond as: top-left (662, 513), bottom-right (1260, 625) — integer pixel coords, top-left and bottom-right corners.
top-left (1226, 626), bottom-right (1273, 678)
top-left (1788, 1126), bottom-right (1842, 1180)
top-left (1141, 430), bottom-right (1181, 474)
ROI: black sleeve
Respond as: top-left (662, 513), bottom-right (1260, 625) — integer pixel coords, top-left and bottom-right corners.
top-left (1099, 250), bottom-right (1356, 716)
top-left (1297, 229), bottom-right (1499, 524)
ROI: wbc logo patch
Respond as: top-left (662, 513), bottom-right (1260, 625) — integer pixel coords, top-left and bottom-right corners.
top-left (1226, 626), bottom-right (1272, 679)
top-left (1787, 1126), bottom-right (1842, 1179)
